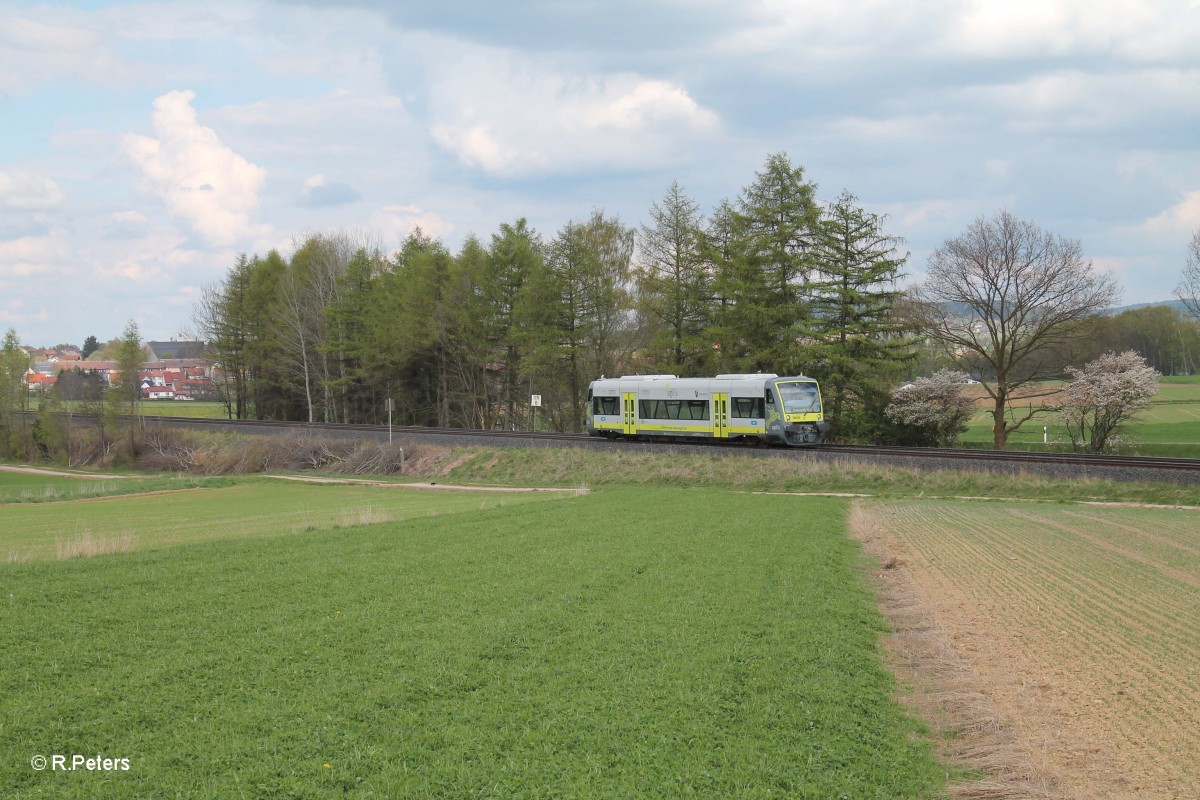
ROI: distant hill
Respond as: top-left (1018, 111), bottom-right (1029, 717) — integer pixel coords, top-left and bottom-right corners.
top-left (1105, 300), bottom-right (1190, 316)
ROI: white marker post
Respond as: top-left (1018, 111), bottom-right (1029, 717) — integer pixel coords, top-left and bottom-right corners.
top-left (386, 398), bottom-right (395, 443)
top-left (531, 393), bottom-right (542, 432)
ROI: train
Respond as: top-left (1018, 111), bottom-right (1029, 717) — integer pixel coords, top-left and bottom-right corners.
top-left (586, 373), bottom-right (830, 446)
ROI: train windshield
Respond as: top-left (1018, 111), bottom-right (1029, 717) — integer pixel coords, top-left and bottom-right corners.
top-left (777, 381), bottom-right (821, 413)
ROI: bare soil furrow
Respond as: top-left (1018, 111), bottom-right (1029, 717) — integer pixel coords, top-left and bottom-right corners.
top-left (1060, 509), bottom-right (1200, 559)
top-left (1008, 509), bottom-right (1200, 589)
top-left (863, 499), bottom-right (1200, 800)
top-left (889, 505), bottom-right (1200, 644)
top-left (899, 513), bottom-right (1200, 709)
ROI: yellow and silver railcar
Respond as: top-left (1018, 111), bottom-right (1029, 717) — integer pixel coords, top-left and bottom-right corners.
top-left (586, 373), bottom-right (829, 446)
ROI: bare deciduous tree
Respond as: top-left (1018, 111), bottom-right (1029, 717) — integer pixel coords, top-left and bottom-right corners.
top-left (1175, 227), bottom-right (1200, 320)
top-left (884, 369), bottom-right (975, 447)
top-left (1057, 350), bottom-right (1159, 453)
top-left (909, 211), bottom-right (1119, 450)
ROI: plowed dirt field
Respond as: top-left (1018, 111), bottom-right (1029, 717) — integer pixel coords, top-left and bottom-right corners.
top-left (853, 499), bottom-right (1200, 800)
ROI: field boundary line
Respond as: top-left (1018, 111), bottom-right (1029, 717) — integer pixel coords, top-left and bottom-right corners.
top-left (0, 487), bottom-right (212, 508)
top-left (262, 475), bottom-right (588, 494)
top-left (0, 465), bottom-right (130, 479)
top-left (752, 489), bottom-right (1200, 510)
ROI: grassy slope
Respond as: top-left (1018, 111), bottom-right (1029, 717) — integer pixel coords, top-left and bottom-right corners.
top-left (0, 488), bottom-right (944, 799)
top-left (0, 471), bottom-right (236, 506)
top-left (444, 446), bottom-right (1200, 506)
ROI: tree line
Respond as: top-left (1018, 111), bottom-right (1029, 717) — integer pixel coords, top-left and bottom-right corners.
top-left (7, 153), bottom-right (1195, 458)
top-left (196, 153), bottom-right (916, 438)
top-left (193, 153), bottom-right (1200, 447)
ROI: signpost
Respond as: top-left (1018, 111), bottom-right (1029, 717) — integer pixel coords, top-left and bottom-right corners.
top-left (386, 398), bottom-right (395, 442)
top-left (531, 394), bottom-right (541, 432)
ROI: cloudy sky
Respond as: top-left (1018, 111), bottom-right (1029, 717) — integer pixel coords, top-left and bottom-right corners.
top-left (2, 0), bottom-right (1199, 346)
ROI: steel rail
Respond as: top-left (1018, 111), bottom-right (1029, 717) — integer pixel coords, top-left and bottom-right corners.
top-left (121, 414), bottom-right (1200, 474)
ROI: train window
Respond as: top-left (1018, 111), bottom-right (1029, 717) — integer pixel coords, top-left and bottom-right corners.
top-left (777, 382), bottom-right (821, 413)
top-left (638, 399), bottom-right (709, 420)
top-left (593, 396), bottom-right (619, 415)
top-left (731, 397), bottom-right (765, 418)
top-left (639, 399), bottom-right (665, 419)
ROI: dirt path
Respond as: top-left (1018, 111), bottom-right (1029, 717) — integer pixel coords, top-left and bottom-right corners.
top-left (263, 475), bottom-right (587, 494)
top-left (0, 465), bottom-right (128, 479)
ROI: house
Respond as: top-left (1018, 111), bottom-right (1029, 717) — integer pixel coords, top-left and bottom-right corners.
top-left (24, 372), bottom-right (57, 390)
top-left (144, 340), bottom-right (206, 361)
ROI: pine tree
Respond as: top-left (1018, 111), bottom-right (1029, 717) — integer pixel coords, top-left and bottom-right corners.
top-left (637, 181), bottom-right (710, 374)
top-left (709, 153), bottom-right (820, 374)
top-left (807, 191), bottom-right (915, 435)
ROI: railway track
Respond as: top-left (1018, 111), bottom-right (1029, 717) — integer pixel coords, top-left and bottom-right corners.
top-left (122, 414), bottom-right (1200, 485)
top-left (19, 411), bottom-right (1199, 484)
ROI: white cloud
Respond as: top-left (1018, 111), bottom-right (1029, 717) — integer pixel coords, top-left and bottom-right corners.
top-left (943, 0), bottom-right (1200, 62)
top-left (121, 90), bottom-right (269, 247)
top-left (368, 204), bottom-right (453, 244)
top-left (1144, 192), bottom-right (1200, 234)
top-left (823, 113), bottom-right (954, 145)
top-left (0, 234), bottom-right (71, 277)
top-left (952, 69), bottom-right (1200, 135)
top-left (0, 9), bottom-right (118, 95)
top-left (429, 50), bottom-right (719, 177)
top-left (94, 231), bottom-right (202, 285)
top-left (0, 170), bottom-right (66, 210)
top-left (0, 300), bottom-right (49, 328)
top-left (105, 210), bottom-right (151, 239)
top-left (299, 174), bottom-right (362, 207)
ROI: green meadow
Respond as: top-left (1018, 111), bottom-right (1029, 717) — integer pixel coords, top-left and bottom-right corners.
top-left (136, 400), bottom-right (230, 418)
top-left (0, 476), bottom-right (564, 562)
top-left (0, 483), bottom-right (945, 799)
top-left (961, 377), bottom-right (1200, 455)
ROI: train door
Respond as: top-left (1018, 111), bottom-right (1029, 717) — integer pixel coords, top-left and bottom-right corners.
top-left (622, 392), bottom-right (637, 434)
top-left (712, 392), bottom-right (729, 438)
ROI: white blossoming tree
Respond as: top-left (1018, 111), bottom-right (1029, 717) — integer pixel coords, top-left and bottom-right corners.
top-left (1058, 350), bottom-right (1159, 454)
top-left (884, 368), bottom-right (976, 447)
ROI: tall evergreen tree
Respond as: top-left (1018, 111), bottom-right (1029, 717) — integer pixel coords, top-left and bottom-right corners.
top-left (531, 212), bottom-right (636, 431)
top-left (197, 254), bottom-right (254, 419)
top-left (484, 220), bottom-right (545, 428)
top-left (637, 181), bottom-right (710, 374)
top-left (709, 153), bottom-right (820, 374)
top-left (807, 190), bottom-right (914, 435)
top-left (325, 247), bottom-right (387, 423)
top-left (244, 250), bottom-right (292, 419)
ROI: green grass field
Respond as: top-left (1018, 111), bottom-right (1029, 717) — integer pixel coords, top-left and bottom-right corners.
top-left (30, 399), bottom-right (232, 419)
top-left (0, 476), bottom-right (567, 562)
top-left (0, 470), bottom-right (236, 506)
top-left (0, 486), bottom-right (945, 799)
top-left (961, 377), bottom-right (1200, 456)
top-left (136, 400), bottom-right (230, 418)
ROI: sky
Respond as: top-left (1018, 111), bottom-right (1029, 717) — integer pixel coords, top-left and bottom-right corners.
top-left (2, 0), bottom-right (1199, 347)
